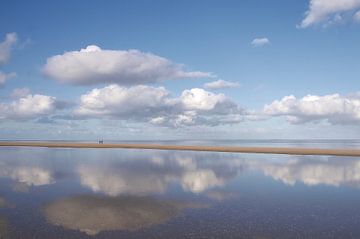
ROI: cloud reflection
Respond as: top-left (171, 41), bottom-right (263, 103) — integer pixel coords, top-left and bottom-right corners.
top-left (77, 153), bottom-right (360, 195)
top-left (0, 197), bottom-right (7, 208)
top-left (0, 162), bottom-right (54, 186)
top-left (77, 153), bottom-right (240, 196)
top-left (0, 197), bottom-right (10, 238)
top-left (2, 148), bottom-right (360, 195)
top-left (205, 190), bottom-right (237, 201)
top-left (253, 157), bottom-right (360, 187)
top-left (11, 182), bottom-right (30, 193)
top-left (0, 217), bottom-right (9, 239)
top-left (44, 195), bottom-right (200, 235)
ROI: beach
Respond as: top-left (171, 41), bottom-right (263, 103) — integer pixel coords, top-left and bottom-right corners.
top-left (1, 141), bottom-right (360, 157)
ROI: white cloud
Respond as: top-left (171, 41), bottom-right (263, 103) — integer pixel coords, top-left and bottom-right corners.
top-left (0, 94), bottom-right (58, 119)
top-left (251, 38), bottom-right (270, 47)
top-left (10, 87), bottom-right (31, 98)
top-left (354, 10), bottom-right (360, 21)
top-left (204, 79), bottom-right (240, 89)
top-left (0, 72), bottom-right (16, 86)
top-left (180, 88), bottom-right (231, 111)
top-left (0, 33), bottom-right (18, 87)
top-left (300, 0), bottom-right (360, 28)
top-left (75, 85), bottom-right (245, 127)
top-left (0, 33), bottom-right (17, 66)
top-left (43, 45), bottom-right (214, 85)
top-left (75, 84), bottom-right (173, 118)
top-left (263, 93), bottom-right (360, 124)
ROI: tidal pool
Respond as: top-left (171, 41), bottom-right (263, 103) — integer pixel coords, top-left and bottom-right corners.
top-left (1, 145), bottom-right (360, 238)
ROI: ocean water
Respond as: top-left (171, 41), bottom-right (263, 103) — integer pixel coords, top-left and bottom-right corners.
top-left (0, 141), bottom-right (360, 238)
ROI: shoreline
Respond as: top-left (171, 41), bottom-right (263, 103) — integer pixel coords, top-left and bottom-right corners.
top-left (0, 142), bottom-right (360, 157)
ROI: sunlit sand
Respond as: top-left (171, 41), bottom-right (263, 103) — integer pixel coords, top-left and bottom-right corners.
top-left (1, 142), bottom-right (360, 157)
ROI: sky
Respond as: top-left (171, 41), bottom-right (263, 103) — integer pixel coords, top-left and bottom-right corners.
top-left (0, 0), bottom-right (360, 140)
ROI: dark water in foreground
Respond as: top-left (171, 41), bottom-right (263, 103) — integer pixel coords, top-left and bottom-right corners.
top-left (1, 144), bottom-right (360, 238)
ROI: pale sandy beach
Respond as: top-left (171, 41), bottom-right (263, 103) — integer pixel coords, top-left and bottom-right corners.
top-left (1, 142), bottom-right (360, 157)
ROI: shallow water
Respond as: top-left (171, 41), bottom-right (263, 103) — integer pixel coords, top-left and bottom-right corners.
top-left (0, 144), bottom-right (360, 238)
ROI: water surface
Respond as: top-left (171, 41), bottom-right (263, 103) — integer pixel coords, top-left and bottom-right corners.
top-left (0, 144), bottom-right (360, 238)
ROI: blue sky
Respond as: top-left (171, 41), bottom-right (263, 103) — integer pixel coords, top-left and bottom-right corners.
top-left (0, 0), bottom-right (360, 140)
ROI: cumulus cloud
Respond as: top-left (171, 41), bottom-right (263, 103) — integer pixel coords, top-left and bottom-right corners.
top-left (180, 88), bottom-right (234, 111)
top-left (43, 45), bottom-right (214, 85)
top-left (251, 38), bottom-right (270, 47)
top-left (153, 88), bottom-right (246, 127)
top-left (263, 93), bottom-right (360, 124)
top-left (0, 94), bottom-right (59, 120)
top-left (300, 0), bottom-right (360, 28)
top-left (0, 33), bottom-right (17, 66)
top-left (0, 72), bottom-right (16, 87)
top-left (10, 88), bottom-right (31, 98)
top-left (204, 79), bottom-right (240, 89)
top-left (75, 85), bottom-right (246, 127)
top-left (0, 33), bottom-right (18, 87)
top-left (354, 10), bottom-right (360, 21)
top-left (75, 84), bottom-right (173, 118)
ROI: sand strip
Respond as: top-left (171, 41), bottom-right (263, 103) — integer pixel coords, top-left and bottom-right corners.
top-left (0, 142), bottom-right (360, 157)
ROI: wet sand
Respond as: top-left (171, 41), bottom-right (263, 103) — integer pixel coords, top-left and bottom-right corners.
top-left (1, 141), bottom-right (360, 157)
